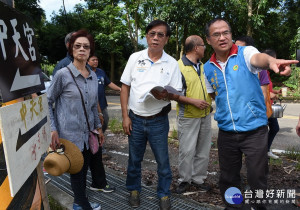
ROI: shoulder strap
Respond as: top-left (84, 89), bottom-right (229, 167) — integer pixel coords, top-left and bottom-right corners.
top-left (66, 67), bottom-right (91, 131)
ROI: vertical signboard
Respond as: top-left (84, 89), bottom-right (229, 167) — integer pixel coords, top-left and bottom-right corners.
top-left (0, 94), bottom-right (51, 196)
top-left (0, 2), bottom-right (45, 102)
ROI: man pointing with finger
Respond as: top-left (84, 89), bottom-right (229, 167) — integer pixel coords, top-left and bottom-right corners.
top-left (203, 18), bottom-right (298, 209)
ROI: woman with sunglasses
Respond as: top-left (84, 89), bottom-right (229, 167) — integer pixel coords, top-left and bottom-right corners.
top-left (47, 30), bottom-right (103, 210)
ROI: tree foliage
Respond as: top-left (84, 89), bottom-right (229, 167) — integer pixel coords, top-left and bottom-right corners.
top-left (30, 0), bottom-right (299, 85)
top-left (14, 0), bottom-right (45, 27)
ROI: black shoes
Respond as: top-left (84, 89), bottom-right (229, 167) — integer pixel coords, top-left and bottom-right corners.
top-left (176, 182), bottom-right (190, 194)
top-left (129, 190), bottom-right (140, 208)
top-left (159, 196), bottom-right (171, 210)
top-left (176, 181), bottom-right (211, 194)
top-left (192, 182), bottom-right (211, 191)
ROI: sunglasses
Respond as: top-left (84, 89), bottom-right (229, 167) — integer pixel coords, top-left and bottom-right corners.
top-left (73, 44), bottom-right (90, 50)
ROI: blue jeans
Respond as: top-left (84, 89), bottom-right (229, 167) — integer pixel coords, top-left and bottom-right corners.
top-left (126, 111), bottom-right (172, 198)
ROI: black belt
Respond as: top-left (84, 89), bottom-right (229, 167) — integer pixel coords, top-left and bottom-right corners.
top-left (129, 103), bottom-right (171, 120)
top-left (130, 109), bottom-right (166, 119)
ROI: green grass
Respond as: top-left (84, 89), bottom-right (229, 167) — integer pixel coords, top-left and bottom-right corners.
top-left (269, 158), bottom-right (283, 166)
top-left (168, 128), bottom-right (179, 147)
top-left (284, 147), bottom-right (300, 161)
top-left (296, 162), bottom-right (300, 171)
top-left (48, 195), bottom-right (65, 210)
top-left (108, 118), bottom-right (123, 133)
top-left (169, 128), bottom-right (178, 140)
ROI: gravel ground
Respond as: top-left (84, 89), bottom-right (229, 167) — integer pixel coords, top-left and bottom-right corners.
top-left (102, 130), bottom-right (300, 209)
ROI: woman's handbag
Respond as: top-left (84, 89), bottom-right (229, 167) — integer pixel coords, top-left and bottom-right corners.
top-left (67, 67), bottom-right (99, 154)
top-left (89, 129), bottom-right (100, 154)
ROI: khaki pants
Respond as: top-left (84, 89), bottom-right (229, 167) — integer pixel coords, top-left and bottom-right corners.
top-left (177, 114), bottom-right (212, 184)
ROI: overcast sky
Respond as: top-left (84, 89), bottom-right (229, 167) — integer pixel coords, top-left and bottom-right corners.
top-left (39, 0), bottom-right (85, 21)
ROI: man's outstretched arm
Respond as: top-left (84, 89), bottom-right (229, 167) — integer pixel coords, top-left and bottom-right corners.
top-left (251, 53), bottom-right (298, 76)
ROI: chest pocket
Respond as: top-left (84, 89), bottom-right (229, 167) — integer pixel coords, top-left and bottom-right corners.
top-left (158, 64), bottom-right (171, 86)
top-left (98, 76), bottom-right (104, 85)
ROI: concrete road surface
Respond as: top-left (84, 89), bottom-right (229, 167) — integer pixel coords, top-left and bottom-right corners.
top-left (106, 96), bottom-right (300, 151)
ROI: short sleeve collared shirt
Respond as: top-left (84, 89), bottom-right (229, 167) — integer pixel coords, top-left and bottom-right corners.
top-left (121, 49), bottom-right (182, 116)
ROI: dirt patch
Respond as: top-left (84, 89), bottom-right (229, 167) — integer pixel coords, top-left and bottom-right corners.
top-left (102, 131), bottom-right (300, 208)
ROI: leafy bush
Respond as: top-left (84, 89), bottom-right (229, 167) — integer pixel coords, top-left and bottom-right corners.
top-left (284, 27), bottom-right (300, 92)
top-left (283, 65), bottom-right (300, 91)
top-left (41, 63), bottom-right (55, 76)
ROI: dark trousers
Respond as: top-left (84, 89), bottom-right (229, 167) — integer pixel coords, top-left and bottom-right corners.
top-left (101, 108), bottom-right (109, 133)
top-left (70, 146), bottom-right (92, 209)
top-left (218, 126), bottom-right (268, 208)
top-left (90, 146), bottom-right (107, 188)
top-left (268, 118), bottom-right (279, 151)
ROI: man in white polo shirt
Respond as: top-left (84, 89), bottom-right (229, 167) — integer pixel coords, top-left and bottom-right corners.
top-left (120, 20), bottom-right (182, 210)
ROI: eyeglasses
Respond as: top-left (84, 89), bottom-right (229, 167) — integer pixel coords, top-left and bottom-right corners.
top-left (197, 44), bottom-right (206, 49)
top-left (210, 30), bottom-right (231, 39)
top-left (73, 44), bottom-right (90, 50)
top-left (148, 31), bottom-right (166, 38)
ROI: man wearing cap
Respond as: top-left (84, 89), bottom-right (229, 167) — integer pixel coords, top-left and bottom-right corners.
top-left (204, 18), bottom-right (298, 209)
top-left (120, 19), bottom-right (182, 210)
top-left (52, 32), bottom-right (74, 76)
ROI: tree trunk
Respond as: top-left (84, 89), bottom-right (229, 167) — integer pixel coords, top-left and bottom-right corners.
top-left (180, 24), bottom-right (188, 58)
top-left (247, 0), bottom-right (253, 36)
top-left (134, 6), bottom-right (139, 51)
top-left (126, 13), bottom-right (138, 52)
top-left (110, 53), bottom-right (115, 81)
top-left (175, 23), bottom-right (179, 60)
top-left (125, 2), bottom-right (139, 52)
top-left (109, 1), bottom-right (115, 82)
top-left (298, 67), bottom-right (300, 92)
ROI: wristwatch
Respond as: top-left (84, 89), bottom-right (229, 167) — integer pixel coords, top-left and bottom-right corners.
top-left (98, 113), bottom-right (103, 117)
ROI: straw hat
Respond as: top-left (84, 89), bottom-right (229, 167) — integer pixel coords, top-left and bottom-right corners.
top-left (43, 138), bottom-right (83, 176)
